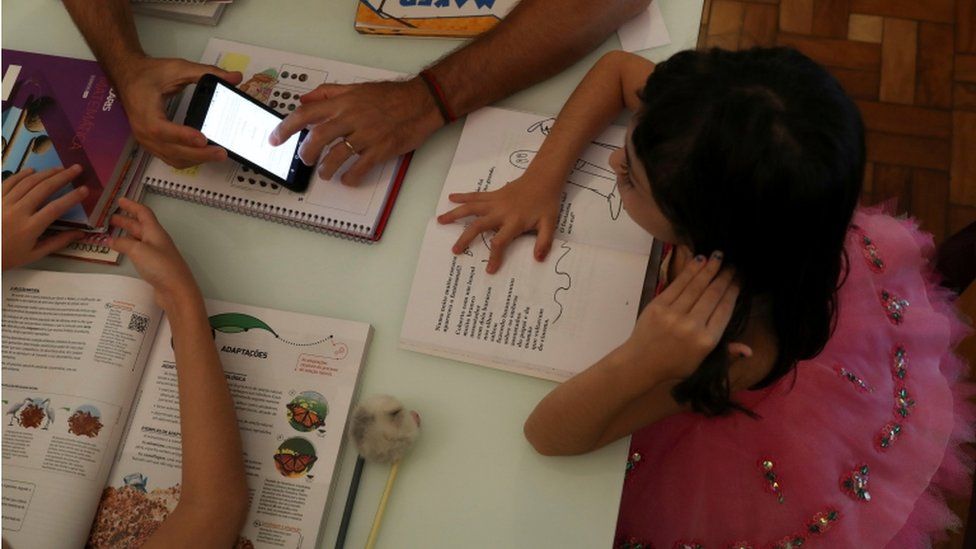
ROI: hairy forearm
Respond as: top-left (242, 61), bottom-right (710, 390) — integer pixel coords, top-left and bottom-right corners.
top-left (62, 0), bottom-right (146, 85)
top-left (430, 0), bottom-right (649, 117)
top-left (524, 343), bottom-right (672, 456)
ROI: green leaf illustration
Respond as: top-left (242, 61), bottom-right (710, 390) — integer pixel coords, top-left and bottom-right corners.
top-left (208, 313), bottom-right (279, 337)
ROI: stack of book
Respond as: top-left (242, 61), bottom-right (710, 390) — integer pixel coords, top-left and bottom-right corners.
top-left (131, 0), bottom-right (232, 26)
top-left (2, 49), bottom-right (152, 264)
top-left (354, 0), bottom-right (516, 37)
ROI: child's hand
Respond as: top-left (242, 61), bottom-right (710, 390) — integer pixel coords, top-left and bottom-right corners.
top-left (437, 174), bottom-right (562, 274)
top-left (107, 198), bottom-right (201, 310)
top-left (2, 166), bottom-right (89, 270)
top-left (622, 251), bottom-right (741, 380)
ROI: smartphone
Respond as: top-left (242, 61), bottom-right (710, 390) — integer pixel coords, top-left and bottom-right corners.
top-left (184, 74), bottom-right (312, 192)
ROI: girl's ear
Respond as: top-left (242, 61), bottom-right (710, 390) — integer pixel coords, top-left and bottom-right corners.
top-left (727, 341), bottom-right (753, 359)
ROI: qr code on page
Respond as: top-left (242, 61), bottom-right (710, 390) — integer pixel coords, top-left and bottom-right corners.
top-left (128, 313), bottom-right (149, 334)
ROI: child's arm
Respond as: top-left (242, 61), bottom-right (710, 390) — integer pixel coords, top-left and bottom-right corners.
top-left (437, 51), bottom-right (654, 274)
top-left (2, 166), bottom-right (89, 270)
top-left (107, 199), bottom-right (249, 547)
top-left (524, 253), bottom-right (739, 455)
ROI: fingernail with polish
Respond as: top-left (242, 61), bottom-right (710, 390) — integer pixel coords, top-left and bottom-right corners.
top-left (712, 250), bottom-right (724, 261)
top-left (695, 254), bottom-right (706, 263)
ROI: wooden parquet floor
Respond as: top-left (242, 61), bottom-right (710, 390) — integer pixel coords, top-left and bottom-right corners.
top-left (697, 0), bottom-right (976, 245)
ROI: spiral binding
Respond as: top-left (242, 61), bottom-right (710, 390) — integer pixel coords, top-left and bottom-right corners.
top-left (144, 176), bottom-right (376, 244)
top-left (66, 238), bottom-right (111, 254)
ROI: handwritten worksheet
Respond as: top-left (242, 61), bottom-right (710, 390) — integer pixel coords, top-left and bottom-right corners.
top-left (401, 107), bottom-right (653, 381)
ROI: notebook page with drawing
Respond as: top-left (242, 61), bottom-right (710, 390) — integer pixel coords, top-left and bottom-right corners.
top-left (141, 38), bottom-right (410, 242)
top-left (401, 107), bottom-right (654, 381)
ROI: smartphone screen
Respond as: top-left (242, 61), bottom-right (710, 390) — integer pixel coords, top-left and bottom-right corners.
top-left (199, 82), bottom-right (301, 181)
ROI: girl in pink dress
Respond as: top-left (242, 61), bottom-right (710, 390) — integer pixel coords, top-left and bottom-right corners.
top-left (437, 47), bottom-right (974, 547)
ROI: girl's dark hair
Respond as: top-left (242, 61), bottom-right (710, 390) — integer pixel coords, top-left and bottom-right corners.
top-left (632, 47), bottom-right (865, 415)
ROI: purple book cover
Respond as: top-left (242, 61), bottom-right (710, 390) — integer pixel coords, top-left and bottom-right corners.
top-left (2, 49), bottom-right (135, 228)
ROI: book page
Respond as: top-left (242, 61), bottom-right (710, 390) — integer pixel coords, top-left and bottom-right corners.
top-left (1, 270), bottom-right (161, 548)
top-left (141, 38), bottom-right (406, 237)
top-left (435, 107), bottom-right (654, 257)
top-left (401, 220), bottom-right (647, 381)
top-left (617, 1), bottom-right (671, 53)
top-left (89, 300), bottom-right (371, 549)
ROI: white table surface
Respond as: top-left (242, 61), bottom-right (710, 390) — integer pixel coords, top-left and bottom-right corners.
top-left (1, 1), bottom-right (702, 547)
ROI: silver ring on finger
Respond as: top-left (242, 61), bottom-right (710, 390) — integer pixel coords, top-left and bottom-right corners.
top-left (341, 137), bottom-right (357, 155)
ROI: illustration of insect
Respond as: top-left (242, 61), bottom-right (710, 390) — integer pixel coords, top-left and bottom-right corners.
top-left (287, 402), bottom-right (324, 430)
top-left (274, 452), bottom-right (317, 476)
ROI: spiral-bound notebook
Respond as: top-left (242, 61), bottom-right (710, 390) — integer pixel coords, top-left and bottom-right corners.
top-left (141, 38), bottom-right (411, 242)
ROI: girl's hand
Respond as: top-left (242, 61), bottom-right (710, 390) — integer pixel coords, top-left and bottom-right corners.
top-left (2, 166), bottom-right (89, 270)
top-left (621, 251), bottom-right (741, 380)
top-left (107, 198), bottom-right (201, 310)
top-left (437, 173), bottom-right (562, 273)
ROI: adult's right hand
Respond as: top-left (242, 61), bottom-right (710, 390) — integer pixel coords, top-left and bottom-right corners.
top-left (269, 78), bottom-right (443, 187)
top-left (115, 57), bottom-right (242, 168)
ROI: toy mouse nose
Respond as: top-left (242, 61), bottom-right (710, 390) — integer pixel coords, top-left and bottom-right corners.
top-left (411, 410), bottom-right (421, 428)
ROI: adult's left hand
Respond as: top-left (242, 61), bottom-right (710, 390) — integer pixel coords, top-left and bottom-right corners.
top-left (269, 78), bottom-right (444, 186)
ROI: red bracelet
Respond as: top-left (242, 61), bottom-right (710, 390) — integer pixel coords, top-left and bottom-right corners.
top-left (419, 69), bottom-right (457, 124)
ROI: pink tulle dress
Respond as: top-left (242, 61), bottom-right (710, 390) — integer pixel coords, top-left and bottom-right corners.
top-left (615, 209), bottom-right (975, 548)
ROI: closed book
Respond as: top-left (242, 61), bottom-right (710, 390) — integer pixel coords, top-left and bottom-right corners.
top-left (2, 49), bottom-right (138, 232)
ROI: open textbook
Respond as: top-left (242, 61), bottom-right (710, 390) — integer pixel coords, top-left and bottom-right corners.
top-left (1, 270), bottom-right (370, 548)
top-left (401, 107), bottom-right (653, 381)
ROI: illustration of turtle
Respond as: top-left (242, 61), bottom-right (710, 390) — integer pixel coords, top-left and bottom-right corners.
top-left (171, 312), bottom-right (280, 349)
top-left (209, 312), bottom-right (280, 338)
top-left (206, 312), bottom-right (333, 348)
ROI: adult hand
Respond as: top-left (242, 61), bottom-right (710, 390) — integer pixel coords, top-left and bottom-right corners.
top-left (2, 166), bottom-right (88, 270)
top-left (107, 198), bottom-right (201, 310)
top-left (269, 78), bottom-right (443, 186)
top-left (437, 172), bottom-right (563, 274)
top-left (115, 57), bottom-right (242, 168)
top-left (621, 251), bottom-right (741, 380)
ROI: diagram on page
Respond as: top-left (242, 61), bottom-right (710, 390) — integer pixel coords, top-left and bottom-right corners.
top-left (442, 109), bottom-right (651, 257)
